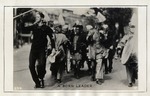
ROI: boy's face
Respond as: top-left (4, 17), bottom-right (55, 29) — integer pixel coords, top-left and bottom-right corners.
top-left (129, 23), bottom-right (135, 33)
top-left (55, 26), bottom-right (61, 33)
top-left (62, 28), bottom-right (67, 34)
top-left (124, 26), bottom-right (130, 35)
top-left (75, 27), bottom-right (79, 34)
top-left (35, 13), bottom-right (42, 23)
top-left (99, 34), bottom-right (103, 40)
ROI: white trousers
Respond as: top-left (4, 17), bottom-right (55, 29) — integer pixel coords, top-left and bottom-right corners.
top-left (95, 59), bottom-right (104, 79)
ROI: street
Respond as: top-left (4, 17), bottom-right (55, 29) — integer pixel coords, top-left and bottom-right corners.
top-left (13, 44), bottom-right (138, 90)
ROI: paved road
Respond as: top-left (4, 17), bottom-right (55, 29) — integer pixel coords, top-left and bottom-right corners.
top-left (13, 44), bottom-right (138, 90)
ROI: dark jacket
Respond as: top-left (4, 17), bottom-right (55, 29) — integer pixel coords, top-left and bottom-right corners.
top-left (25, 24), bottom-right (55, 50)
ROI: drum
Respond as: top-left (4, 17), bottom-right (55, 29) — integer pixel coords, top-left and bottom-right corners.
top-left (121, 36), bottom-right (134, 64)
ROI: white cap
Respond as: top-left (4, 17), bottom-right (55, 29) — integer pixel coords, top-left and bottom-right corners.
top-left (102, 24), bottom-right (108, 29)
top-left (99, 30), bottom-right (104, 34)
top-left (86, 25), bottom-right (93, 30)
top-left (96, 12), bottom-right (106, 23)
top-left (62, 25), bottom-right (69, 30)
top-left (53, 20), bottom-right (59, 25)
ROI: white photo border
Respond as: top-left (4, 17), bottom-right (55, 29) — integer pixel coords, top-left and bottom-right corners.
top-left (3, 5), bottom-right (147, 93)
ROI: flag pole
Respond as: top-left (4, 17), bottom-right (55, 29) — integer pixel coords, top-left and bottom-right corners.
top-left (13, 9), bottom-right (34, 19)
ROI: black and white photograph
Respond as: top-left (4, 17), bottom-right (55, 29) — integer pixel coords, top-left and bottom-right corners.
top-left (1, 0), bottom-right (149, 95)
top-left (1, 0), bottom-right (150, 95)
top-left (12, 7), bottom-right (139, 90)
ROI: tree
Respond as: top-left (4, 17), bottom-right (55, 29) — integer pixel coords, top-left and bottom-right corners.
top-left (104, 8), bottom-right (133, 35)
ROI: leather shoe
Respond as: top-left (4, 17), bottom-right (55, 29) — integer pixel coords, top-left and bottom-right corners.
top-left (40, 79), bottom-right (44, 88)
top-left (57, 79), bottom-right (62, 83)
top-left (128, 83), bottom-right (133, 87)
top-left (96, 80), bottom-right (102, 85)
top-left (34, 84), bottom-right (41, 88)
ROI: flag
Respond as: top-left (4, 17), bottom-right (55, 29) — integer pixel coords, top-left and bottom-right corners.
top-left (58, 14), bottom-right (65, 25)
top-left (96, 12), bottom-right (106, 23)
